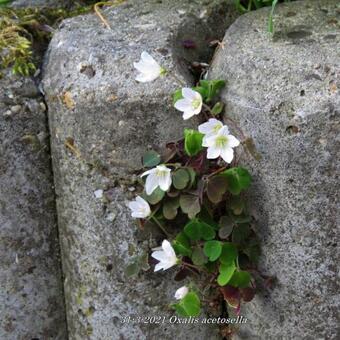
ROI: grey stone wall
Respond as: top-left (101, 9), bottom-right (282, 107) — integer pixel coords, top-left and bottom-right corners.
top-left (0, 71), bottom-right (67, 339)
top-left (210, 1), bottom-right (340, 339)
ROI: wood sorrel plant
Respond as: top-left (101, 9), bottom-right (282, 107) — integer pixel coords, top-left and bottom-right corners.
top-left (128, 51), bottom-right (260, 322)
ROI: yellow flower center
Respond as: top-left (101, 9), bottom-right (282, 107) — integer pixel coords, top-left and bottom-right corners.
top-left (215, 135), bottom-right (228, 148)
top-left (213, 124), bottom-right (221, 133)
top-left (192, 98), bottom-right (201, 109)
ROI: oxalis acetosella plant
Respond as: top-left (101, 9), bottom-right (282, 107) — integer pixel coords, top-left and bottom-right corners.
top-left (127, 51), bottom-right (261, 328)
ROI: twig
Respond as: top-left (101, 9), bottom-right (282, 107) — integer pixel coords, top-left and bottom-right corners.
top-left (94, 1), bottom-right (125, 30)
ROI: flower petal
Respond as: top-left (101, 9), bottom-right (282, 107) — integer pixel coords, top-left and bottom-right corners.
top-left (141, 168), bottom-right (155, 177)
top-left (151, 251), bottom-right (168, 262)
top-left (207, 146), bottom-right (221, 159)
top-left (162, 240), bottom-right (176, 258)
top-left (174, 98), bottom-right (191, 112)
top-left (227, 135), bottom-right (240, 148)
top-left (158, 172), bottom-right (171, 191)
top-left (154, 262), bottom-right (165, 272)
top-left (145, 173), bottom-right (159, 195)
top-left (182, 87), bottom-right (197, 100)
top-left (220, 147), bottom-right (234, 163)
top-left (141, 51), bottom-right (157, 64)
top-left (182, 109), bottom-right (196, 120)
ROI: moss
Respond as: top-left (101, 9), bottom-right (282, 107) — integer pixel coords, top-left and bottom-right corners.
top-left (0, 4), bottom-right (94, 76)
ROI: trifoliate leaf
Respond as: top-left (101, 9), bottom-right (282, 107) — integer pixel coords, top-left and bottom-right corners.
top-left (218, 216), bottom-right (234, 239)
top-left (163, 197), bottom-right (180, 220)
top-left (173, 232), bottom-right (192, 257)
top-left (173, 89), bottom-right (183, 104)
top-left (175, 292), bottom-right (201, 317)
top-left (143, 187), bottom-right (165, 204)
top-left (184, 219), bottom-right (215, 241)
top-left (172, 169), bottom-right (190, 190)
top-left (192, 247), bottom-right (208, 265)
top-left (222, 167), bottom-right (252, 195)
top-left (217, 262), bottom-right (236, 286)
top-left (228, 270), bottom-right (251, 288)
top-left (207, 175), bottom-right (228, 203)
top-left (211, 102), bottom-right (224, 115)
top-left (125, 261), bottom-right (140, 277)
top-left (203, 240), bottom-right (222, 261)
top-left (142, 150), bottom-right (161, 167)
top-left (184, 129), bottom-right (204, 157)
top-left (219, 242), bottom-right (238, 265)
top-left (230, 196), bottom-right (245, 215)
top-left (179, 194), bottom-right (201, 219)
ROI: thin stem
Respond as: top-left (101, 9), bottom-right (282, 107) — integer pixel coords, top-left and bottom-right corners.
top-left (94, 2), bottom-right (112, 29)
top-left (181, 261), bottom-right (207, 272)
top-left (205, 165), bottom-right (228, 179)
top-left (150, 215), bottom-right (171, 238)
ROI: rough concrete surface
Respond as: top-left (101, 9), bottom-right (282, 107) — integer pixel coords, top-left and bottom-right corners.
top-left (0, 71), bottom-right (67, 339)
top-left (42, 0), bottom-right (238, 339)
top-left (210, 0), bottom-right (340, 339)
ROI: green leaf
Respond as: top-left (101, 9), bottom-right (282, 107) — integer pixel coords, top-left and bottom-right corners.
top-left (200, 222), bottom-right (216, 240)
top-left (207, 175), bottom-right (228, 203)
top-left (173, 232), bottom-right (192, 257)
top-left (222, 167), bottom-right (252, 195)
top-left (163, 197), bottom-right (180, 220)
top-left (172, 169), bottom-right (190, 190)
top-left (218, 216), bottom-right (234, 239)
top-left (179, 194), bottom-right (201, 219)
top-left (199, 205), bottom-right (219, 230)
top-left (217, 262), bottom-right (236, 286)
top-left (199, 79), bottom-right (226, 102)
top-left (186, 167), bottom-right (196, 187)
top-left (125, 261), bottom-right (140, 277)
top-left (204, 240), bottom-right (222, 261)
top-left (192, 247), bottom-right (208, 265)
top-left (211, 102), bottom-right (224, 115)
top-left (142, 150), bottom-right (161, 167)
top-left (192, 86), bottom-right (208, 100)
top-left (268, 0), bottom-right (279, 34)
top-left (143, 187), bottom-right (165, 204)
top-left (230, 196), bottom-right (245, 215)
top-left (184, 219), bottom-right (216, 241)
top-left (184, 129), bottom-right (204, 157)
top-left (179, 292), bottom-right (201, 317)
top-left (229, 271), bottom-right (251, 288)
top-left (173, 89), bottom-right (183, 104)
top-left (220, 242), bottom-right (238, 265)
top-left (232, 224), bottom-right (251, 245)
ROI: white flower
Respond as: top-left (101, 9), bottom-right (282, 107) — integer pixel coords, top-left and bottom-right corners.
top-left (204, 126), bottom-right (240, 163)
top-left (141, 165), bottom-right (172, 195)
top-left (175, 286), bottom-right (189, 300)
top-left (174, 88), bottom-right (203, 120)
top-left (128, 196), bottom-right (151, 219)
top-left (199, 118), bottom-right (223, 146)
top-left (134, 51), bottom-right (165, 82)
top-left (151, 240), bottom-right (178, 272)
